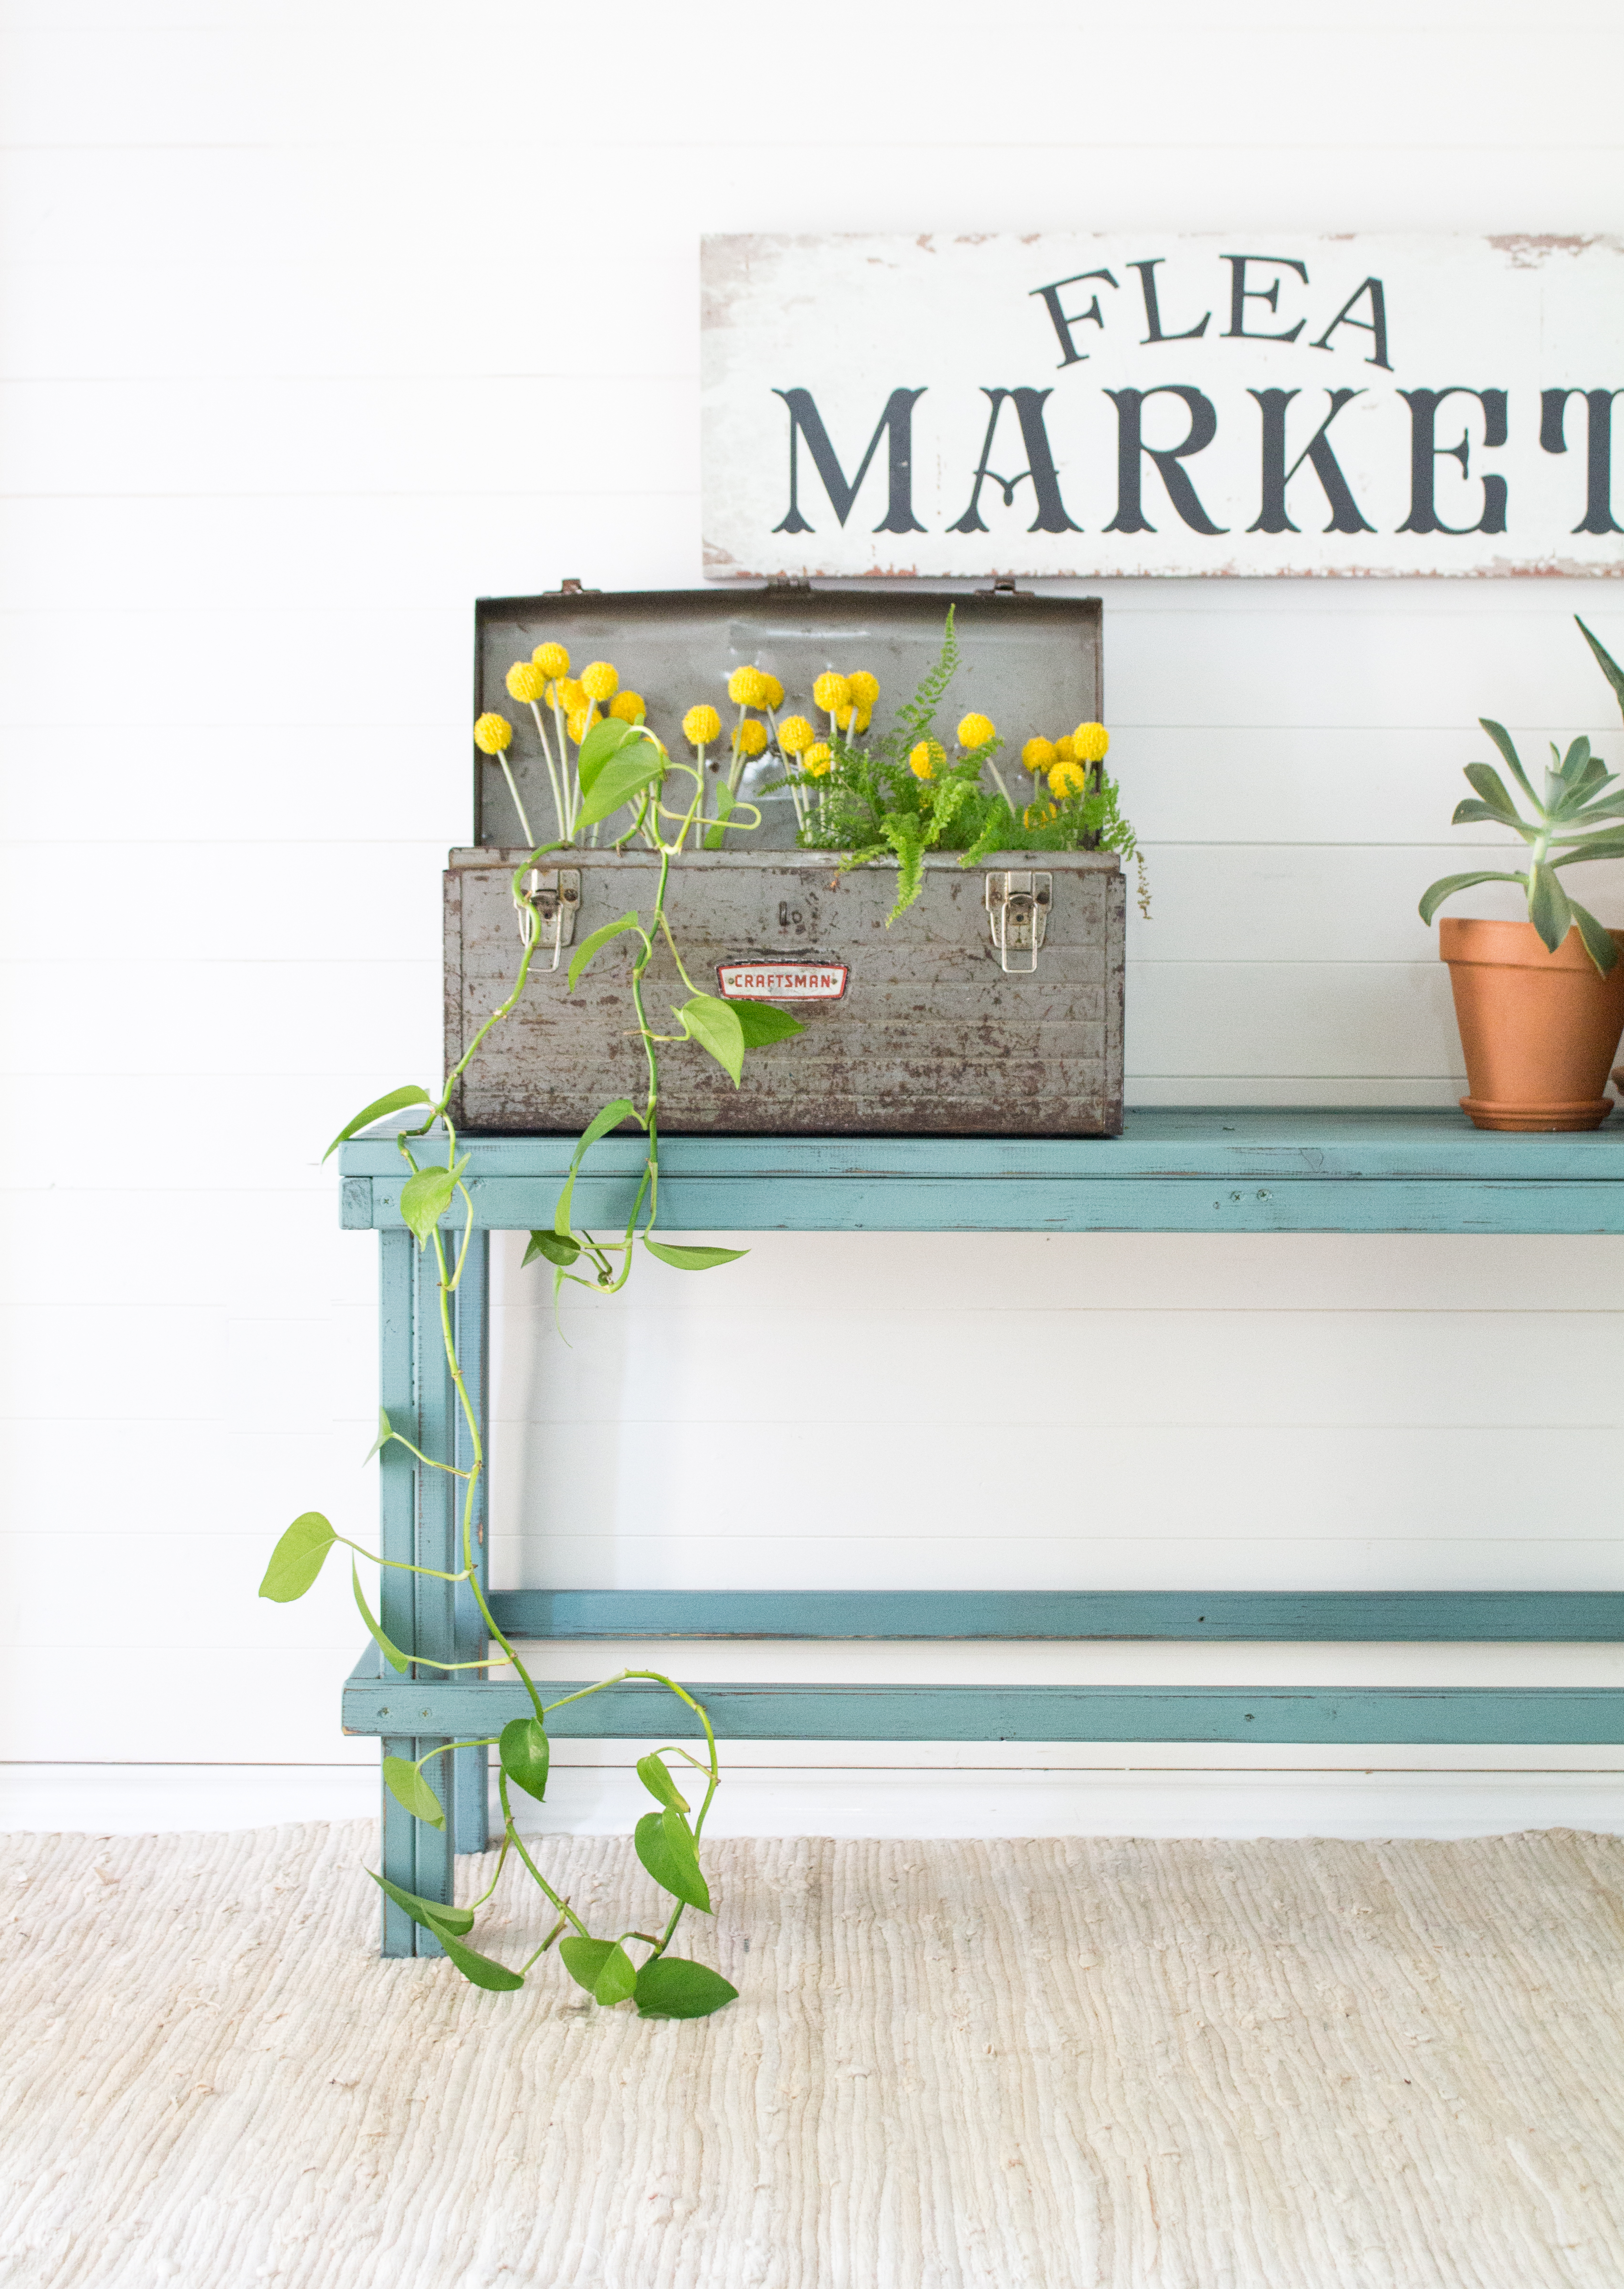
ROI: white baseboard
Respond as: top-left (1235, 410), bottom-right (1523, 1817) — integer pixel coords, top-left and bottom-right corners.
top-left (6, 1762), bottom-right (1624, 1840)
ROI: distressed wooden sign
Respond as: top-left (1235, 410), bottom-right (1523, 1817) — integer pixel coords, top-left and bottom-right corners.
top-left (701, 234), bottom-right (1624, 579)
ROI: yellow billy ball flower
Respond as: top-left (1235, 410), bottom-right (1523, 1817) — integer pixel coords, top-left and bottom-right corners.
top-left (1023, 800), bottom-right (1058, 830)
top-left (609, 691), bottom-right (645, 723)
top-left (566, 706), bottom-right (599, 744)
top-left (834, 701), bottom-right (855, 731)
top-left (555, 677), bottom-right (586, 714)
top-left (506, 660), bottom-right (548, 704)
top-left (580, 660), bottom-right (619, 702)
top-left (760, 671), bottom-right (784, 710)
top-left (1049, 758), bottom-right (1090, 798)
top-left (735, 719), bottom-right (768, 758)
top-left (727, 664), bottom-right (770, 707)
top-left (1021, 736), bottom-right (1057, 776)
top-left (957, 711), bottom-right (996, 750)
top-left (473, 712), bottom-right (513, 754)
top-left (683, 703), bottom-right (722, 746)
top-left (854, 706), bottom-right (872, 735)
top-left (777, 714), bottom-right (815, 755)
top-left (848, 668), bottom-right (880, 708)
top-left (909, 738), bottom-right (946, 781)
top-left (812, 670), bottom-right (851, 714)
top-left (532, 641), bottom-right (570, 677)
top-left (802, 742), bottom-right (832, 777)
top-left (1072, 721), bottom-right (1110, 764)
top-left (1053, 735), bottom-right (1076, 763)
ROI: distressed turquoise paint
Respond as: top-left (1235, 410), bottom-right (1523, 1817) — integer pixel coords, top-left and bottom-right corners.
top-left (343, 1112), bottom-right (1624, 1237)
top-left (487, 1589), bottom-right (1624, 1643)
top-left (343, 1110), bottom-right (1624, 1943)
top-left (451, 1231), bottom-right (490, 1856)
top-left (376, 1232), bottom-right (419, 1956)
top-left (343, 1667), bottom-right (1624, 1746)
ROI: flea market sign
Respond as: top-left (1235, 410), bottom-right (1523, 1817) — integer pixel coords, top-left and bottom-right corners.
top-left (700, 234), bottom-right (1624, 579)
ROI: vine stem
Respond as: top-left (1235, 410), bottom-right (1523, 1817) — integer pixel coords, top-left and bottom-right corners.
top-left (360, 739), bottom-right (730, 1976)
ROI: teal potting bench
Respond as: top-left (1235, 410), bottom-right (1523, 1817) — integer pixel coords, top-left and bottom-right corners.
top-left (337, 1109), bottom-right (1624, 1956)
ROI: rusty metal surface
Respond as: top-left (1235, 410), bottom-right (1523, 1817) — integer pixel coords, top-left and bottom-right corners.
top-left (446, 850), bottom-right (1125, 1138)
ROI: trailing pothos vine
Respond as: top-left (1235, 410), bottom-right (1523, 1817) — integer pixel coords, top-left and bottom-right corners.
top-left (260, 711), bottom-right (805, 2018)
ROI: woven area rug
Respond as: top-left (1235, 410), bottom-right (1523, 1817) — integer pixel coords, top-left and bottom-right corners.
top-left (3, 1823), bottom-right (1623, 2288)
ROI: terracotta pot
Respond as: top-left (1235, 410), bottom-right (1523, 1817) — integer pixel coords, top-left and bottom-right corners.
top-left (1440, 917), bottom-right (1624, 1131)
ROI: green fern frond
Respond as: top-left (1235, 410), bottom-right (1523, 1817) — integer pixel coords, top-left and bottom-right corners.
top-left (894, 605), bottom-right (960, 749)
top-left (880, 815), bottom-right (927, 921)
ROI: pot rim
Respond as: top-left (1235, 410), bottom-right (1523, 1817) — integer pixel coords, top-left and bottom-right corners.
top-left (1437, 915), bottom-right (1624, 971)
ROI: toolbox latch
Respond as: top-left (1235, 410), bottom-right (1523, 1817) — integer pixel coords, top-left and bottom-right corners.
top-left (518, 868), bottom-right (581, 966)
top-left (985, 871), bottom-right (1051, 973)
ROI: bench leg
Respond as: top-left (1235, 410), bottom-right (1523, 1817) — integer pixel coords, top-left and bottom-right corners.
top-left (375, 1224), bottom-right (491, 1955)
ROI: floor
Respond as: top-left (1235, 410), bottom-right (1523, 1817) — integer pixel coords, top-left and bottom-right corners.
top-left (3, 1820), bottom-right (1622, 2287)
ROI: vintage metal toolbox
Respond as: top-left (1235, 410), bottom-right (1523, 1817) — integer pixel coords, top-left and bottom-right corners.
top-left (449, 584), bottom-right (1122, 1136)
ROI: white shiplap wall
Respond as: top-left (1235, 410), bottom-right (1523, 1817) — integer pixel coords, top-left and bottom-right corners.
top-left (3, 0), bottom-right (1624, 1837)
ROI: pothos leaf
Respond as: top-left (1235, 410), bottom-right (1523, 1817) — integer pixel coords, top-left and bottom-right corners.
top-left (398, 1156), bottom-right (468, 1248)
top-left (552, 1098), bottom-right (644, 1237)
top-left (634, 1808), bottom-right (712, 1913)
top-left (573, 1097), bottom-right (644, 1160)
top-left (352, 1560), bottom-right (409, 1675)
top-left (576, 742), bottom-right (663, 828)
top-left (367, 1868), bottom-right (475, 1937)
top-left (323, 1085), bottom-right (432, 1162)
top-left (575, 716), bottom-right (639, 793)
top-left (363, 1407), bottom-right (395, 1463)
top-left (643, 1238), bottom-right (748, 1271)
top-left (558, 1935), bottom-right (638, 2005)
top-left (425, 1917), bottom-right (525, 1992)
top-left (702, 780), bottom-right (736, 852)
top-left (634, 1957), bottom-right (739, 2020)
top-left (381, 1754), bottom-right (445, 1831)
top-left (636, 1752), bottom-right (691, 1815)
top-left (498, 1715), bottom-right (550, 1803)
top-left (523, 1229), bottom-right (581, 1268)
top-left (259, 1512), bottom-right (335, 1602)
top-left (730, 1000), bottom-right (807, 1049)
top-left (567, 911), bottom-right (643, 994)
top-left (679, 994), bottom-right (746, 1086)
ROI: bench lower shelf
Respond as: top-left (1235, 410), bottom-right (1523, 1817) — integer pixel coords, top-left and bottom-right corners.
top-left (344, 1655), bottom-right (1624, 1748)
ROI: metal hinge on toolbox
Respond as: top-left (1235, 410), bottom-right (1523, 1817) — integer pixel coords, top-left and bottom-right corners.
top-left (517, 867), bottom-right (581, 963)
top-left (985, 871), bottom-right (1051, 972)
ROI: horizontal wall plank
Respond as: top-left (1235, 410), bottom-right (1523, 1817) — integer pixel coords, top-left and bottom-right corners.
top-left (0, 958), bottom-right (438, 1077)
top-left (492, 1308), bottom-right (1624, 1426)
top-left (1125, 848), bottom-right (1624, 960)
top-left (3, 15), bottom-right (1615, 154)
top-left (0, 844), bottom-right (448, 966)
top-left (0, 495), bottom-right (700, 614)
top-left (489, 1227), bottom-right (1624, 1314)
top-left (491, 1641), bottom-right (1624, 1690)
top-left (489, 1535), bottom-right (1624, 1596)
top-left (0, 376), bottom-right (693, 499)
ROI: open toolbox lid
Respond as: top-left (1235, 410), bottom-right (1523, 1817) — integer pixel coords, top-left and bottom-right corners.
top-left (473, 581), bottom-right (1102, 850)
